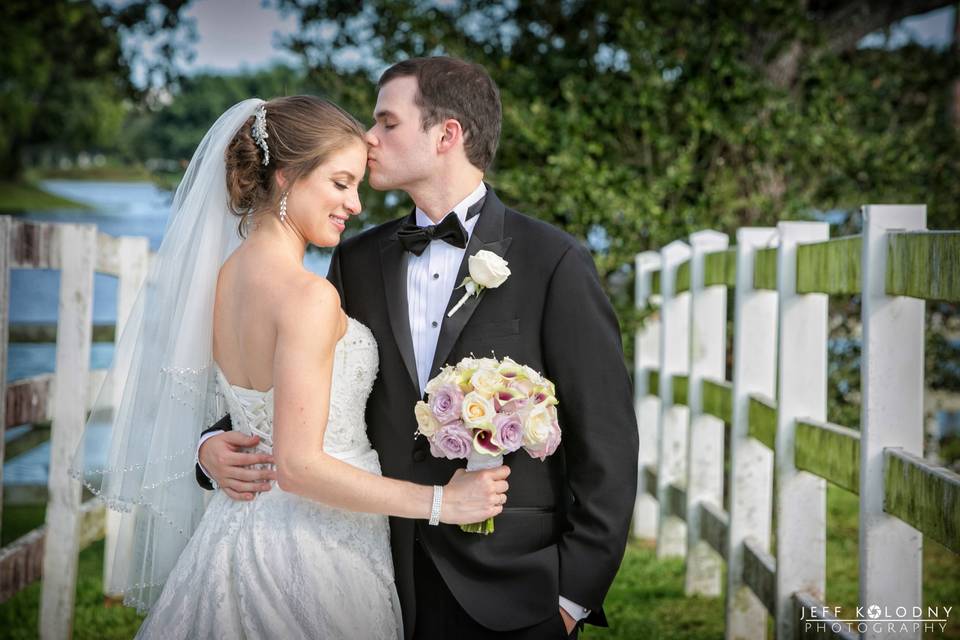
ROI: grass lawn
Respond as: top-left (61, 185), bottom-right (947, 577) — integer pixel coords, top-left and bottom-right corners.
top-left (0, 181), bottom-right (89, 212)
top-left (27, 166), bottom-right (155, 183)
top-left (1, 485), bottom-right (957, 638)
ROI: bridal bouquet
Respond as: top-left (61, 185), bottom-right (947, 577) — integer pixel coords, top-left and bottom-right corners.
top-left (414, 356), bottom-right (562, 534)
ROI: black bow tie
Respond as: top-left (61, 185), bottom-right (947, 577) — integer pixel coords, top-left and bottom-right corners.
top-left (397, 212), bottom-right (468, 256)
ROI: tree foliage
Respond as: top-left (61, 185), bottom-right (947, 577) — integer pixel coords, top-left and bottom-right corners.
top-left (0, 0), bottom-right (190, 178)
top-left (266, 0), bottom-right (958, 335)
top-left (126, 66), bottom-right (320, 163)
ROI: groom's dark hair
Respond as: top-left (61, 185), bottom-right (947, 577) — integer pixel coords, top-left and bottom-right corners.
top-left (378, 56), bottom-right (501, 172)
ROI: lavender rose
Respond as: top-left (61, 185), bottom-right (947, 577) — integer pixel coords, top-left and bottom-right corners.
top-left (429, 421), bottom-right (473, 460)
top-left (491, 412), bottom-right (524, 453)
top-left (429, 383), bottom-right (464, 424)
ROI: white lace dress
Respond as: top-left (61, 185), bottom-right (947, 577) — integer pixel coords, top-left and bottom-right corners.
top-left (136, 318), bottom-right (403, 640)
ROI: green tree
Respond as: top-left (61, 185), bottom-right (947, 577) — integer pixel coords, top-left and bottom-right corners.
top-left (0, 0), bottom-right (190, 179)
top-left (128, 65), bottom-right (322, 163)
top-left (271, 0), bottom-right (959, 337)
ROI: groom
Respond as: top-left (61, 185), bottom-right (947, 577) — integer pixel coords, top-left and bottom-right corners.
top-left (197, 56), bottom-right (638, 639)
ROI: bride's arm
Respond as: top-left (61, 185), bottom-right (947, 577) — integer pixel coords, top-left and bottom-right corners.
top-left (272, 278), bottom-right (508, 524)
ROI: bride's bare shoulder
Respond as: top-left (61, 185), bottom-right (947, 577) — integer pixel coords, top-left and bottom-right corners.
top-left (275, 271), bottom-right (343, 336)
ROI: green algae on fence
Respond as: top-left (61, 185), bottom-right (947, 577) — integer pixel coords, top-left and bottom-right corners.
top-left (675, 260), bottom-right (691, 293)
top-left (884, 448), bottom-right (960, 554)
top-left (701, 378), bottom-right (733, 424)
top-left (748, 394), bottom-right (777, 451)
top-left (795, 419), bottom-right (860, 495)
top-left (698, 502), bottom-right (729, 561)
top-left (704, 248), bottom-right (737, 287)
top-left (796, 235), bottom-right (862, 295)
top-left (667, 483), bottom-right (687, 521)
top-left (742, 538), bottom-right (776, 615)
top-left (886, 231), bottom-right (960, 302)
top-left (647, 369), bottom-right (660, 397)
top-left (753, 247), bottom-right (778, 290)
top-left (672, 374), bottom-right (689, 406)
top-left (643, 465), bottom-right (658, 498)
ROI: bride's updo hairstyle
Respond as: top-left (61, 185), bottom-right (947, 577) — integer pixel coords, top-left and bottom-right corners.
top-left (225, 95), bottom-right (366, 235)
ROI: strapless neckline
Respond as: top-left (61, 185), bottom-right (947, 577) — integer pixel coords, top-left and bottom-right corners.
top-left (214, 316), bottom-right (367, 395)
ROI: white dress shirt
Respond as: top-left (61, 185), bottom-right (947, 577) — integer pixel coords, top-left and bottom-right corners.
top-left (407, 181), bottom-right (485, 393)
top-left (199, 179), bottom-right (588, 623)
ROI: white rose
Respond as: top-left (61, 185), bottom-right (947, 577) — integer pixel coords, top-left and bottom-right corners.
top-left (522, 404), bottom-right (553, 446)
top-left (414, 401), bottom-right (441, 437)
top-left (425, 367), bottom-right (458, 395)
top-left (470, 367), bottom-right (504, 397)
top-left (468, 250), bottom-right (511, 288)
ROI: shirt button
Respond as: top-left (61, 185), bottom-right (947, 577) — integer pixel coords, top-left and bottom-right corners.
top-left (433, 273), bottom-right (439, 279)
top-left (431, 321), bottom-right (438, 328)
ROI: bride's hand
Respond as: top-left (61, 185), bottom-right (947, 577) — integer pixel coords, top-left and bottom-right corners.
top-left (440, 466), bottom-right (510, 525)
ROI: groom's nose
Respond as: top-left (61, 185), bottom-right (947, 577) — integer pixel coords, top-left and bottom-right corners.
top-left (364, 128), bottom-right (378, 147)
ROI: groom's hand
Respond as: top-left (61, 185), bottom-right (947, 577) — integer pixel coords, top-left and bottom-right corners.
top-left (198, 432), bottom-right (276, 501)
top-left (559, 608), bottom-right (576, 635)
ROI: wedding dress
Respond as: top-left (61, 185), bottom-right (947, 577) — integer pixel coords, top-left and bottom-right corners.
top-left (135, 317), bottom-right (403, 640)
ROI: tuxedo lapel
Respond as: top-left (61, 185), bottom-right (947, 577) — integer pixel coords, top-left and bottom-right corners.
top-left (380, 212), bottom-right (420, 394)
top-left (429, 188), bottom-right (512, 378)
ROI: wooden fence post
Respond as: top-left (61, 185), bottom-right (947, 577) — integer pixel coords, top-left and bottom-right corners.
top-left (656, 240), bottom-right (691, 558)
top-left (773, 221), bottom-right (829, 639)
top-left (684, 230), bottom-right (729, 596)
top-left (859, 205), bottom-right (926, 640)
top-left (725, 227), bottom-right (778, 640)
top-left (634, 251), bottom-right (662, 539)
top-left (39, 223), bottom-right (96, 640)
top-left (0, 216), bottom-right (11, 542)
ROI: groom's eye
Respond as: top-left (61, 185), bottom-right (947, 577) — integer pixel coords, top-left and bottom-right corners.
top-left (384, 123), bottom-right (397, 130)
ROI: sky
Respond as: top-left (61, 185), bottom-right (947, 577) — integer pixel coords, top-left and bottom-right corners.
top-left (180, 0), bottom-right (299, 73)
top-left (156, 0), bottom-right (956, 76)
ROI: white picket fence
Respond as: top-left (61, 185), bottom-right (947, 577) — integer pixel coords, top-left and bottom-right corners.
top-left (0, 217), bottom-right (149, 638)
top-left (2, 206), bottom-right (958, 638)
top-left (633, 205), bottom-right (960, 639)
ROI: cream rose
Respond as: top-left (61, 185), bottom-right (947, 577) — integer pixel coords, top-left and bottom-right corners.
top-left (461, 391), bottom-right (495, 427)
top-left (414, 401), bottom-right (441, 437)
top-left (470, 367), bottom-right (504, 397)
top-left (425, 366), bottom-right (459, 395)
top-left (522, 404), bottom-right (554, 447)
top-left (468, 250), bottom-right (511, 288)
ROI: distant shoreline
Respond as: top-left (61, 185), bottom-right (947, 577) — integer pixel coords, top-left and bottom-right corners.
top-left (0, 181), bottom-right (91, 212)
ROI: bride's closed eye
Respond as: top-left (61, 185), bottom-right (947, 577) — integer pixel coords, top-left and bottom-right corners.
top-left (334, 182), bottom-right (348, 190)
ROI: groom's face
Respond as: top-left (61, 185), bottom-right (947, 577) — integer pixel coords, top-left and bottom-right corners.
top-left (366, 76), bottom-right (439, 191)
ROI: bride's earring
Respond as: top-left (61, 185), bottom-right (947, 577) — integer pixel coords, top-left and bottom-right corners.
top-left (279, 191), bottom-right (288, 223)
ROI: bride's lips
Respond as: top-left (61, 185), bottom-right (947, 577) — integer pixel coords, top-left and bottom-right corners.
top-left (329, 213), bottom-right (348, 232)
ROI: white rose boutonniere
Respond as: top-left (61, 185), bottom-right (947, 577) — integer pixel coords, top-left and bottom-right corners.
top-left (447, 250), bottom-right (511, 317)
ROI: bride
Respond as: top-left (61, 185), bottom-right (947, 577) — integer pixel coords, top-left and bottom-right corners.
top-left (71, 97), bottom-right (509, 639)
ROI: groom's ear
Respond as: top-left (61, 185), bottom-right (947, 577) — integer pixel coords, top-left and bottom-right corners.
top-left (436, 118), bottom-right (464, 155)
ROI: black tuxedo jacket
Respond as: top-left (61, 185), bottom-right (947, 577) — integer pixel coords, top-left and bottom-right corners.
top-left (198, 187), bottom-right (638, 637)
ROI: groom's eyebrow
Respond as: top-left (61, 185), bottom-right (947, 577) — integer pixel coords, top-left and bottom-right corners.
top-left (374, 109), bottom-right (397, 121)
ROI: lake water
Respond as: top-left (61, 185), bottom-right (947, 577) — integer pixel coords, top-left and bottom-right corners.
top-left (5, 180), bottom-right (330, 484)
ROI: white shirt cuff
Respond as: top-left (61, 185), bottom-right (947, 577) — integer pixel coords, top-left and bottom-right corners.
top-left (559, 595), bottom-right (590, 622)
top-left (196, 429), bottom-right (224, 481)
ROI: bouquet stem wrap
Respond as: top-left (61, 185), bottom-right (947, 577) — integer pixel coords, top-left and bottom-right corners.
top-left (461, 451), bottom-right (503, 534)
